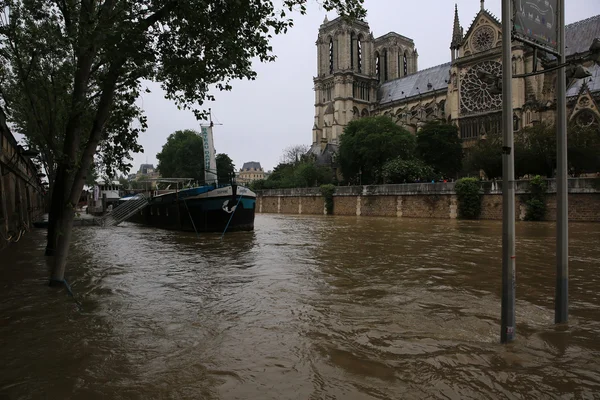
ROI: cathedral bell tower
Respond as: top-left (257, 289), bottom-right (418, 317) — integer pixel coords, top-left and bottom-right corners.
top-left (312, 16), bottom-right (377, 147)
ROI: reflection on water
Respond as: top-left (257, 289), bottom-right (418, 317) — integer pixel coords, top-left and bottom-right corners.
top-left (1, 215), bottom-right (600, 399)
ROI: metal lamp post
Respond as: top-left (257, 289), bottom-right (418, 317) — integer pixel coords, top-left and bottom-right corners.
top-left (500, 0), bottom-right (516, 344)
top-left (555, 0), bottom-right (568, 324)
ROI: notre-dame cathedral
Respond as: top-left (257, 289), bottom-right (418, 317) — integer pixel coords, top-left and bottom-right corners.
top-left (309, 1), bottom-right (600, 162)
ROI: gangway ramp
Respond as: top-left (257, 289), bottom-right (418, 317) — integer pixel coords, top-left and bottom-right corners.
top-left (96, 194), bottom-right (148, 227)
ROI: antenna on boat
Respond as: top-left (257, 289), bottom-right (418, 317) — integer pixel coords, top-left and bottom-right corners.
top-left (208, 108), bottom-right (223, 127)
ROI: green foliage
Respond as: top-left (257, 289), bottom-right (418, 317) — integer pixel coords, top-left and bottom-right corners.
top-left (156, 130), bottom-right (205, 182)
top-left (257, 157), bottom-right (333, 190)
top-left (416, 121), bottom-right (462, 178)
top-left (382, 157), bottom-right (435, 184)
top-left (249, 179), bottom-right (268, 191)
top-left (516, 124), bottom-right (556, 177)
top-left (265, 163), bottom-right (297, 188)
top-left (339, 116), bottom-right (415, 184)
top-left (455, 178), bottom-right (482, 219)
top-left (216, 153), bottom-right (235, 184)
top-left (465, 132), bottom-right (503, 179)
top-left (118, 175), bottom-right (129, 187)
top-left (524, 175), bottom-right (547, 221)
top-left (467, 123), bottom-right (600, 179)
top-left (567, 123), bottom-right (600, 175)
top-left (320, 184), bottom-right (336, 215)
top-left (84, 164), bottom-right (100, 187)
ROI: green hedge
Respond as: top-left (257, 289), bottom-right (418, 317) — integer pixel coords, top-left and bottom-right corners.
top-left (524, 175), bottom-right (547, 221)
top-left (320, 184), bottom-right (335, 215)
top-left (455, 178), bottom-right (482, 219)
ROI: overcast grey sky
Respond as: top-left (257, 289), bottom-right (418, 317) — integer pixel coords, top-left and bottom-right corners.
top-left (133, 0), bottom-right (599, 174)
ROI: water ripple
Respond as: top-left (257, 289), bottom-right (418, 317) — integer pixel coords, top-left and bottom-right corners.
top-left (0, 215), bottom-right (599, 399)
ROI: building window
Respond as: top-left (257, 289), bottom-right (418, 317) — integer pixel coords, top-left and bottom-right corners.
top-left (383, 49), bottom-right (388, 82)
top-left (329, 38), bottom-right (334, 74)
top-left (350, 32), bottom-right (355, 70)
top-left (459, 112), bottom-right (502, 139)
top-left (513, 114), bottom-right (520, 131)
top-left (352, 81), bottom-right (370, 101)
top-left (375, 53), bottom-right (380, 82)
top-left (357, 36), bottom-right (363, 73)
top-left (324, 82), bottom-right (333, 102)
top-left (398, 52), bottom-right (401, 77)
top-left (403, 53), bottom-right (408, 76)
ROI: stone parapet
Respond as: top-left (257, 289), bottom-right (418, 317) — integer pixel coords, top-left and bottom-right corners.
top-left (256, 178), bottom-right (600, 222)
top-left (257, 178), bottom-right (600, 198)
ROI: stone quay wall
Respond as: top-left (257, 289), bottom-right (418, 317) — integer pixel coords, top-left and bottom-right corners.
top-left (1, 109), bottom-right (46, 252)
top-left (256, 178), bottom-right (600, 222)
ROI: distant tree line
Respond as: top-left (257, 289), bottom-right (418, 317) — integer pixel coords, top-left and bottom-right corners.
top-left (250, 144), bottom-right (335, 190)
top-left (466, 123), bottom-right (600, 179)
top-left (252, 116), bottom-right (600, 190)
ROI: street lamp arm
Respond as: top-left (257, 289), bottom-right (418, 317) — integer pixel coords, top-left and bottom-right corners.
top-left (513, 60), bottom-right (591, 79)
top-left (512, 61), bottom-right (569, 78)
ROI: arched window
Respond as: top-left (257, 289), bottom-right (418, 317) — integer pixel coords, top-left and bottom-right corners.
top-left (329, 38), bottom-right (334, 74)
top-left (398, 51), bottom-right (401, 77)
top-left (375, 52), bottom-right (380, 82)
top-left (350, 32), bottom-right (355, 70)
top-left (383, 49), bottom-right (388, 82)
top-left (357, 35), bottom-right (363, 73)
top-left (403, 52), bottom-right (408, 76)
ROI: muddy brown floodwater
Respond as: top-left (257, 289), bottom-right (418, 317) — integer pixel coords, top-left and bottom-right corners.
top-left (1, 214), bottom-right (600, 399)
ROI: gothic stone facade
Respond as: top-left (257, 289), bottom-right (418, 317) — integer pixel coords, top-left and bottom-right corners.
top-left (310, 5), bottom-right (600, 158)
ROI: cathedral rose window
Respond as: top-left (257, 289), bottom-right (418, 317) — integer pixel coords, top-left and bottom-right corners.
top-left (575, 110), bottom-right (598, 128)
top-left (471, 25), bottom-right (496, 52)
top-left (460, 60), bottom-right (503, 114)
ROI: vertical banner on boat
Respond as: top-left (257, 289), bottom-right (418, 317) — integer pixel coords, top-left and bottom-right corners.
top-left (201, 125), bottom-right (218, 185)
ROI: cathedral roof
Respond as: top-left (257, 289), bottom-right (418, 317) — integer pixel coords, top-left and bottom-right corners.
top-left (309, 143), bottom-right (338, 166)
top-left (565, 15), bottom-right (600, 57)
top-left (566, 64), bottom-right (600, 98)
top-left (377, 62), bottom-right (451, 105)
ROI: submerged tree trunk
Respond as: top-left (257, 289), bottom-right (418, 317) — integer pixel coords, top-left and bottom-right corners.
top-left (48, 201), bottom-right (75, 284)
top-left (45, 164), bottom-right (66, 256)
top-left (48, 62), bottom-right (122, 283)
